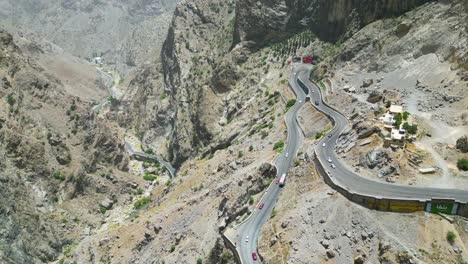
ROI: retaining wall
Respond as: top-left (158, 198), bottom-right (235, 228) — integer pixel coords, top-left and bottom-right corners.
top-left (314, 152), bottom-right (468, 217)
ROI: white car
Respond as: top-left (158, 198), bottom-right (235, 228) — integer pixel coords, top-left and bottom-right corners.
top-left (327, 157), bottom-right (332, 163)
top-left (245, 236), bottom-right (249, 242)
top-left (331, 163), bottom-right (336, 169)
top-left (322, 143), bottom-right (326, 147)
top-left (285, 153), bottom-right (289, 158)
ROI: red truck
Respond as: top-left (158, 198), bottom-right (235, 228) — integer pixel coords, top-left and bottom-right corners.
top-left (303, 56), bottom-right (313, 63)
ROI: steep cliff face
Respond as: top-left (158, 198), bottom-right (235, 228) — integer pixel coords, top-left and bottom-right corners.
top-left (153, 0), bottom-right (433, 167)
top-left (0, 0), bottom-right (178, 71)
top-left (233, 0), bottom-right (432, 45)
top-left (0, 30), bottom-right (133, 263)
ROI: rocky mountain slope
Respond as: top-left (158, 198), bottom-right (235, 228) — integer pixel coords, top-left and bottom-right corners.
top-left (0, 0), bottom-right (179, 72)
top-left (234, 0), bottom-right (432, 45)
top-left (0, 30), bottom-right (137, 263)
top-left (1, 0), bottom-right (466, 263)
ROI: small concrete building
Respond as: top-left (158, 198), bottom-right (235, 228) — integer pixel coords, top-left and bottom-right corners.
top-left (389, 104), bottom-right (403, 114)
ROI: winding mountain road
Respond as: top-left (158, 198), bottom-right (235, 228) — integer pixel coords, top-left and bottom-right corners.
top-left (299, 71), bottom-right (468, 203)
top-left (228, 63), bottom-right (468, 264)
top-left (231, 64), bottom-right (308, 264)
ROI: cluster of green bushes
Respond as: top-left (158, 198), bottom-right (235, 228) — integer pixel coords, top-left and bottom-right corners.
top-left (134, 196), bottom-right (151, 210)
top-left (458, 158), bottom-right (468, 171)
top-left (273, 140), bottom-right (285, 152)
top-left (269, 31), bottom-right (316, 57)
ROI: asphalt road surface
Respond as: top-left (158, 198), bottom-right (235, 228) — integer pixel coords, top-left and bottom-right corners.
top-left (231, 63), bottom-right (468, 264)
top-left (298, 72), bottom-right (468, 203)
top-left (234, 64), bottom-right (308, 264)
top-left (125, 141), bottom-right (176, 178)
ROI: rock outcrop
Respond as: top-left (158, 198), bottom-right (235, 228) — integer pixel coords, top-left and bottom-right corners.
top-left (234, 0), bottom-right (432, 46)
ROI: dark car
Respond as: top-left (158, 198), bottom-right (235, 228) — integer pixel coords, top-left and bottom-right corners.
top-left (315, 100), bottom-right (319, 106)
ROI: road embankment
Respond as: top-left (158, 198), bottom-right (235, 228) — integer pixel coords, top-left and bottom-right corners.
top-left (313, 151), bottom-right (468, 217)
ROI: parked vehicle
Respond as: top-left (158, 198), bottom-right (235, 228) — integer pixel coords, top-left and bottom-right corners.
top-left (303, 56), bottom-right (313, 63)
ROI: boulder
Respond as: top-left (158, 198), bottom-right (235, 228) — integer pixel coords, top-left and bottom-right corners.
top-left (396, 21), bottom-right (411, 37)
top-left (362, 78), bottom-right (374, 88)
top-left (456, 136), bottom-right (468, 153)
top-left (320, 239), bottom-right (330, 249)
top-left (358, 126), bottom-right (380, 139)
top-left (326, 249), bottom-right (336, 258)
top-left (258, 163), bottom-right (277, 178)
top-left (100, 198), bottom-right (114, 210)
top-left (354, 255), bottom-right (366, 264)
top-left (366, 90), bottom-right (382, 103)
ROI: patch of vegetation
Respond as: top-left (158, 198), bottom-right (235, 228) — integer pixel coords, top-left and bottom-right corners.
top-left (403, 122), bottom-right (418, 135)
top-left (270, 208), bottom-right (277, 218)
top-left (294, 160), bottom-right (300, 167)
top-left (134, 196), bottom-right (151, 210)
top-left (315, 131), bottom-right (324, 139)
top-left (269, 30), bottom-right (316, 58)
top-left (260, 131), bottom-right (269, 139)
top-left (221, 252), bottom-right (232, 263)
top-left (248, 195), bottom-right (254, 205)
top-left (447, 231), bottom-right (456, 244)
top-left (165, 179), bottom-right (173, 187)
top-left (249, 145), bottom-right (253, 152)
top-left (52, 170), bottom-right (66, 181)
top-left (394, 113), bottom-right (403, 128)
top-left (6, 94), bottom-right (15, 106)
top-left (286, 99), bottom-right (296, 108)
top-left (99, 206), bottom-right (107, 215)
top-left (144, 148), bottom-right (154, 155)
top-left (238, 151), bottom-right (244, 158)
top-left (457, 158), bottom-right (468, 171)
top-left (403, 111), bottom-right (410, 120)
top-left (197, 258), bottom-right (203, 264)
top-left (143, 173), bottom-right (157, 181)
top-left (160, 92), bottom-right (167, 100)
top-left (170, 244), bottom-right (176, 253)
top-left (273, 140), bottom-right (285, 153)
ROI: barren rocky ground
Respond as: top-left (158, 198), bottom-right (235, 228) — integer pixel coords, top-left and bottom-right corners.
top-left (0, 0), bottom-right (467, 263)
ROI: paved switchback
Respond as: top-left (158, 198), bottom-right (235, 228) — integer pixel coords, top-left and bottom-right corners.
top-left (230, 64), bottom-right (308, 264)
top-left (227, 64), bottom-right (468, 264)
top-left (299, 72), bottom-right (468, 203)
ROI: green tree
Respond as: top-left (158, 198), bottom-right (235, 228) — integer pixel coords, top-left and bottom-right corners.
top-left (197, 258), bottom-right (203, 264)
top-left (447, 231), bottom-right (456, 244)
top-left (248, 195), bottom-right (254, 205)
top-left (6, 94), bottom-right (15, 106)
top-left (315, 131), bottom-right (323, 139)
top-left (273, 140), bottom-right (285, 152)
top-left (402, 111), bottom-right (410, 120)
top-left (457, 158), bottom-right (468, 171)
top-left (393, 113), bottom-right (403, 128)
top-left (286, 99), bottom-right (296, 108)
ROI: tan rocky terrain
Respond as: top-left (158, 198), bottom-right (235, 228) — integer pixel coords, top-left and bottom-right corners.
top-left (311, 0), bottom-right (468, 188)
top-left (0, 30), bottom-right (138, 263)
top-left (0, 0), bottom-right (179, 72)
top-left (1, 0), bottom-right (467, 263)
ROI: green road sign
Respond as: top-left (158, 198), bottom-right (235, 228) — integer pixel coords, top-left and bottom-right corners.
top-left (430, 202), bottom-right (454, 214)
